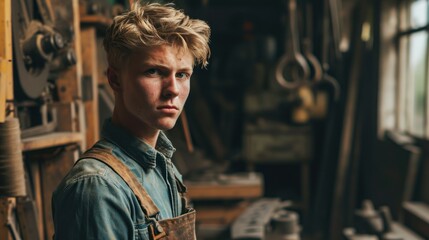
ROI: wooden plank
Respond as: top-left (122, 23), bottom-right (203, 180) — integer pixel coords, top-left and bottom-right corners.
top-left (56, 70), bottom-right (80, 103)
top-left (96, 38), bottom-right (109, 85)
top-left (52, 102), bottom-right (77, 132)
top-left (403, 202), bottom-right (429, 238)
top-left (80, 27), bottom-right (99, 147)
top-left (180, 111), bottom-right (194, 153)
top-left (186, 173), bottom-right (263, 200)
top-left (391, 222), bottom-right (424, 240)
top-left (416, 140), bottom-right (429, 203)
top-left (0, 77), bottom-right (5, 123)
top-left (84, 101), bottom-right (98, 148)
top-left (186, 183), bottom-right (263, 200)
top-left (21, 132), bottom-right (83, 151)
top-left (0, 0), bottom-right (12, 101)
top-left (0, 198), bottom-right (13, 240)
top-left (80, 15), bottom-right (112, 28)
top-left (39, 148), bottom-right (77, 240)
top-left (0, 0), bottom-right (13, 122)
top-left (28, 160), bottom-right (45, 240)
top-left (368, 132), bottom-right (420, 220)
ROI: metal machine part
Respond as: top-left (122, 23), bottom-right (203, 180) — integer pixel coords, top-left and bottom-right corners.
top-left (12, 0), bottom-right (75, 100)
top-left (12, 0), bottom-right (62, 99)
top-left (344, 200), bottom-right (423, 240)
top-left (269, 209), bottom-right (301, 240)
top-left (354, 200), bottom-right (384, 234)
top-left (50, 48), bottom-right (77, 73)
top-left (12, 0), bottom-right (77, 138)
top-left (231, 199), bottom-right (300, 240)
top-left (19, 102), bottom-right (57, 138)
top-left (6, 215), bottom-right (22, 240)
top-left (231, 198), bottom-right (282, 240)
top-left (50, 0), bottom-right (77, 74)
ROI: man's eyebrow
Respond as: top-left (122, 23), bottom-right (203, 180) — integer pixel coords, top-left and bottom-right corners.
top-left (143, 62), bottom-right (193, 72)
top-left (177, 67), bottom-right (193, 72)
top-left (142, 62), bottom-right (169, 70)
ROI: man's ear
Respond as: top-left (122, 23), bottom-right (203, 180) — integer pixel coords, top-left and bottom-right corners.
top-left (107, 67), bottom-right (121, 92)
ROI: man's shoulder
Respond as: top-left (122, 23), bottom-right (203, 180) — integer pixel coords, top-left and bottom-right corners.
top-left (70, 157), bottom-right (112, 179)
top-left (67, 140), bottom-right (123, 181)
top-left (54, 146), bottom-right (129, 197)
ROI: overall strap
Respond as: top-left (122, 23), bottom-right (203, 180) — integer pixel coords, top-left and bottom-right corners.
top-left (77, 147), bottom-right (160, 218)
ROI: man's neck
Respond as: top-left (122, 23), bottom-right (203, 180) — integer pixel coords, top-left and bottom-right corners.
top-left (111, 110), bottom-right (160, 148)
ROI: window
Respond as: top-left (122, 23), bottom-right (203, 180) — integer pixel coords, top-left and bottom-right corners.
top-left (380, 0), bottom-right (429, 138)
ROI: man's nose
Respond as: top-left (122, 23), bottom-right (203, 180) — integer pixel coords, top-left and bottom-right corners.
top-left (163, 74), bottom-right (180, 98)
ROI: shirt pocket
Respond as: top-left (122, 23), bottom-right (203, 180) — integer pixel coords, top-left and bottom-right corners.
top-left (134, 222), bottom-right (149, 240)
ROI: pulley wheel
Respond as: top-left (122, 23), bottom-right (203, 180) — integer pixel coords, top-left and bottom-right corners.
top-left (12, 0), bottom-right (50, 99)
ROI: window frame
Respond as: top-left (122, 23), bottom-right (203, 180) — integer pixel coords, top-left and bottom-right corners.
top-left (379, 0), bottom-right (429, 139)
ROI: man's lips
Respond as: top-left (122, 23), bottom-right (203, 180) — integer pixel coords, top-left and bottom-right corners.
top-left (157, 105), bottom-right (179, 113)
top-left (158, 105), bottom-right (179, 110)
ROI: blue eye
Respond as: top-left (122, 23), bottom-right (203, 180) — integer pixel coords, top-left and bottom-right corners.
top-left (176, 72), bottom-right (190, 79)
top-left (145, 69), bottom-right (159, 76)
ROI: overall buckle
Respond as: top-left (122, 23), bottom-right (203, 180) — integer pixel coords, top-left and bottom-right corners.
top-left (147, 216), bottom-right (166, 240)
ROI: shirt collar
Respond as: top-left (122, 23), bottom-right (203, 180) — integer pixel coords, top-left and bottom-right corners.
top-left (101, 118), bottom-right (176, 169)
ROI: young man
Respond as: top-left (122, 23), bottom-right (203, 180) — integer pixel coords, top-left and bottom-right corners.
top-left (52, 3), bottom-right (210, 239)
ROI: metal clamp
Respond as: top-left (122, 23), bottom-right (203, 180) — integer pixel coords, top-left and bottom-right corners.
top-left (275, 0), bottom-right (310, 90)
top-left (147, 216), bottom-right (166, 240)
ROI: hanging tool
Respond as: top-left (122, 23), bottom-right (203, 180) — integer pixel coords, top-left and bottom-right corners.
top-left (303, 38), bottom-right (323, 83)
top-left (275, 0), bottom-right (310, 90)
top-left (329, 0), bottom-right (343, 58)
top-left (302, 1), bottom-right (323, 83)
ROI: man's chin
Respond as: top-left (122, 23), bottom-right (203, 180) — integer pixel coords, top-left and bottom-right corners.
top-left (157, 121), bottom-right (178, 131)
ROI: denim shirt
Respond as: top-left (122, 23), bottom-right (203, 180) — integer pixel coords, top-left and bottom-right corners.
top-left (52, 119), bottom-right (184, 240)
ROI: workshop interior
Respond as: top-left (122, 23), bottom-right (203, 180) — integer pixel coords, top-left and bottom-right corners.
top-left (1, 0), bottom-right (429, 239)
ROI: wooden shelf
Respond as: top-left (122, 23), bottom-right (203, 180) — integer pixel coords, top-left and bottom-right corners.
top-left (80, 15), bottom-right (112, 34)
top-left (186, 183), bottom-right (263, 200)
top-left (22, 132), bottom-right (83, 151)
top-left (185, 173), bottom-right (264, 200)
top-left (403, 202), bottom-right (429, 238)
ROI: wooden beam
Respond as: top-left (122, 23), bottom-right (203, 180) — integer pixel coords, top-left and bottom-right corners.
top-left (80, 27), bottom-right (99, 148)
top-left (0, 77), bottom-right (5, 123)
top-left (403, 202), bottom-right (429, 238)
top-left (0, 198), bottom-right (14, 240)
top-left (21, 132), bottom-right (83, 151)
top-left (0, 0), bottom-right (13, 123)
top-left (185, 182), bottom-right (263, 200)
top-left (40, 148), bottom-right (77, 239)
top-left (29, 160), bottom-right (45, 240)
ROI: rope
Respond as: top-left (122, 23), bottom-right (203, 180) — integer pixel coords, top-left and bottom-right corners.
top-left (0, 118), bottom-right (26, 197)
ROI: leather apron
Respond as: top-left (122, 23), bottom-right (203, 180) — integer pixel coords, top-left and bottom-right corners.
top-left (78, 147), bottom-right (197, 240)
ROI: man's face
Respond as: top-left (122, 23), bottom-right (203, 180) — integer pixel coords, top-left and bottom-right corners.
top-left (115, 45), bottom-right (193, 132)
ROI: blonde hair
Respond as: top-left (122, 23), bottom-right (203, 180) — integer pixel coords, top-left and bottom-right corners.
top-left (103, 2), bottom-right (211, 69)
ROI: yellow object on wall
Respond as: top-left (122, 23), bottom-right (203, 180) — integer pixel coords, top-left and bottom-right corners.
top-left (0, 0), bottom-right (13, 123)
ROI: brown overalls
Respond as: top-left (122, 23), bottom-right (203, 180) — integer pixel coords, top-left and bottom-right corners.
top-left (79, 147), bottom-right (197, 240)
